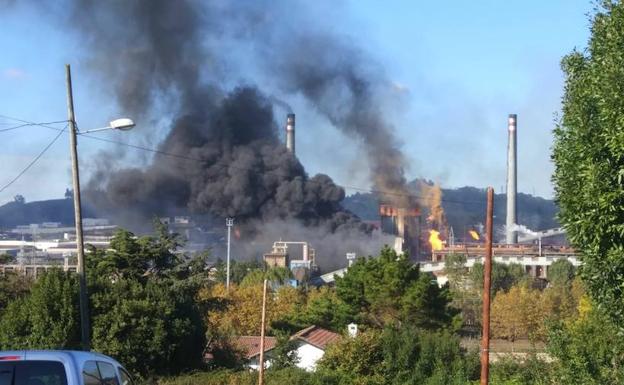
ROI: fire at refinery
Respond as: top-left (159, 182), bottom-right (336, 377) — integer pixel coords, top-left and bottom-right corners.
top-left (57, 0), bottom-right (418, 271)
top-left (379, 204), bottom-right (422, 258)
top-left (420, 182), bottom-right (449, 255)
top-left (469, 230), bottom-right (480, 240)
top-left (377, 181), bottom-right (454, 260)
top-left (429, 230), bottom-right (444, 251)
top-left (21, 0), bottom-right (542, 274)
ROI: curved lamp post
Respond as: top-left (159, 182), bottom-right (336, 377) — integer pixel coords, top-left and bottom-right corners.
top-left (66, 64), bottom-right (134, 350)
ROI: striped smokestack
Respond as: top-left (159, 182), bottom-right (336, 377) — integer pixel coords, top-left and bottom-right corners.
top-left (506, 114), bottom-right (518, 244)
top-left (286, 113), bottom-right (295, 154)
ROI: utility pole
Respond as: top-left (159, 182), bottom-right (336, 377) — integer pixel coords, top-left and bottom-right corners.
top-left (66, 64), bottom-right (90, 351)
top-left (226, 218), bottom-right (234, 291)
top-left (258, 279), bottom-right (268, 385)
top-left (480, 187), bottom-right (494, 385)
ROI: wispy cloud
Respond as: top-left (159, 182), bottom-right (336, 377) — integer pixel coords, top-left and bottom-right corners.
top-left (2, 68), bottom-right (27, 80)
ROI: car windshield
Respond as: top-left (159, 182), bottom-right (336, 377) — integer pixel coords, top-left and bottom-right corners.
top-left (0, 361), bottom-right (68, 385)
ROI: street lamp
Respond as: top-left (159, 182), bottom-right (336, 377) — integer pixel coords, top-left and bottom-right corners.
top-left (82, 118), bottom-right (135, 134)
top-left (65, 64), bottom-right (135, 351)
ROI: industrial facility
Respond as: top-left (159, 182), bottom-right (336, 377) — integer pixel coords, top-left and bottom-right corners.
top-left (263, 240), bottom-right (318, 284)
top-left (0, 112), bottom-right (577, 285)
top-left (419, 113), bottom-right (578, 284)
top-left (379, 204), bottom-right (422, 259)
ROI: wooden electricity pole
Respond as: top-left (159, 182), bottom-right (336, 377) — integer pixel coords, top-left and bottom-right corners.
top-left (66, 64), bottom-right (90, 351)
top-left (480, 187), bottom-right (494, 385)
top-left (258, 279), bottom-right (268, 385)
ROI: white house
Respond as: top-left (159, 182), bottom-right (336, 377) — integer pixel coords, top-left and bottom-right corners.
top-left (233, 335), bottom-right (277, 370)
top-left (291, 325), bottom-right (342, 371)
top-left (233, 325), bottom-right (342, 372)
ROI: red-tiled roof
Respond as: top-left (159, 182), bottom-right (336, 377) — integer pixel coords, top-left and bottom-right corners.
top-left (233, 336), bottom-right (278, 359)
top-left (292, 325), bottom-right (341, 350)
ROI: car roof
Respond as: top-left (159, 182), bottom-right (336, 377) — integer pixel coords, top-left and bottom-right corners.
top-left (0, 350), bottom-right (123, 368)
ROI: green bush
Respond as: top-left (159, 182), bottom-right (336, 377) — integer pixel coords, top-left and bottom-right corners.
top-left (489, 356), bottom-right (551, 385)
top-left (0, 269), bottom-right (80, 350)
top-left (318, 326), bottom-right (479, 384)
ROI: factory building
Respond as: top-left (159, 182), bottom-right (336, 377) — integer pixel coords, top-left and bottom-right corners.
top-left (379, 204), bottom-right (422, 260)
top-left (263, 241), bottom-right (318, 284)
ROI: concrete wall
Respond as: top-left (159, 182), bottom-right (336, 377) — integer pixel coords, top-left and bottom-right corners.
top-left (295, 343), bottom-right (325, 371)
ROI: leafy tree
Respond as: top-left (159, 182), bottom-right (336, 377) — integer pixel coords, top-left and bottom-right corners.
top-left (548, 301), bottom-right (624, 385)
top-left (318, 330), bottom-right (384, 381)
top-left (213, 259), bottom-right (264, 285)
top-left (444, 253), bottom-right (469, 290)
top-left (298, 287), bottom-right (352, 332)
top-left (64, 188), bottom-right (73, 199)
top-left (540, 277), bottom-right (584, 327)
top-left (471, 262), bottom-right (526, 294)
top-left (13, 194), bottom-right (25, 204)
top-left (444, 254), bottom-right (482, 332)
top-left (335, 246), bottom-right (455, 329)
top-left (0, 253), bottom-right (13, 264)
top-left (202, 283), bottom-right (302, 337)
top-left (318, 326), bottom-right (479, 384)
top-left (491, 285), bottom-right (544, 345)
top-left (0, 223), bottom-right (208, 377)
top-left (87, 220), bottom-right (183, 282)
top-left (547, 259), bottom-right (576, 287)
top-left (0, 272), bottom-right (32, 314)
top-left (380, 326), bottom-right (479, 385)
top-left (239, 266), bottom-right (292, 287)
top-left (272, 286), bottom-right (353, 335)
top-left (84, 222), bottom-right (206, 376)
top-left (0, 269), bottom-right (80, 350)
top-left (90, 278), bottom-right (205, 376)
top-left (552, 2), bottom-right (624, 327)
top-left (489, 356), bottom-right (552, 385)
top-left (269, 331), bottom-right (299, 370)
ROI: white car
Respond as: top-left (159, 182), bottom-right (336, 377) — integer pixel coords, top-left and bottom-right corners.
top-left (0, 350), bottom-right (134, 385)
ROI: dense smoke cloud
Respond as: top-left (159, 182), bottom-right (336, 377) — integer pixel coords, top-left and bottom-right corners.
top-left (265, 33), bottom-right (411, 206)
top-left (37, 0), bottom-right (412, 264)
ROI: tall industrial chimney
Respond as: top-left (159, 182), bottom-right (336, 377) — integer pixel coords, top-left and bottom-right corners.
top-left (506, 114), bottom-right (518, 244)
top-left (286, 113), bottom-right (295, 154)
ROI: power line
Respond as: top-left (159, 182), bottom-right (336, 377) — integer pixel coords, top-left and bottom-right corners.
top-left (0, 125), bottom-right (67, 194)
top-left (77, 132), bottom-right (487, 205)
top-left (0, 120), bottom-right (68, 133)
top-left (0, 114), bottom-right (68, 133)
top-left (0, 114), bottom-right (67, 126)
top-left (0, 114), bottom-right (489, 205)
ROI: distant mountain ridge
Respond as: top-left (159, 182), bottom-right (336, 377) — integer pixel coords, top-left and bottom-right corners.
top-left (341, 184), bottom-right (559, 237)
top-left (0, 184), bottom-right (558, 235)
top-left (0, 198), bottom-right (97, 229)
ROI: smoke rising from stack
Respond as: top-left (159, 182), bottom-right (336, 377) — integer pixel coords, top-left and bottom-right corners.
top-left (20, 0), bottom-right (412, 264)
top-left (264, 33), bottom-right (412, 207)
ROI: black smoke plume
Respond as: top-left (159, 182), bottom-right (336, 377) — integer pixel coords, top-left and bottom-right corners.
top-left (33, 0), bottom-right (410, 265)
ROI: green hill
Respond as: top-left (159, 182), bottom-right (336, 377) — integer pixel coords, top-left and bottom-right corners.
top-left (341, 184), bottom-right (559, 236)
top-left (0, 198), bottom-right (97, 229)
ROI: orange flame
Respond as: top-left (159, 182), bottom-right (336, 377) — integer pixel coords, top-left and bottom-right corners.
top-left (429, 230), bottom-right (444, 251)
top-left (469, 230), bottom-right (480, 240)
top-left (234, 228), bottom-right (241, 239)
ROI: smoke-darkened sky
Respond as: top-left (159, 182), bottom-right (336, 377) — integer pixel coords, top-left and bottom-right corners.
top-left (0, 0), bottom-right (590, 204)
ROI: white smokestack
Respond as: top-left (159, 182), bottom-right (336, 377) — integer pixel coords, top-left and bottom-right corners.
top-left (506, 114), bottom-right (518, 244)
top-left (286, 113), bottom-right (295, 154)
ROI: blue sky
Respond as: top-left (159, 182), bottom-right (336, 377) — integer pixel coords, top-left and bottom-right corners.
top-left (0, 1), bottom-right (591, 204)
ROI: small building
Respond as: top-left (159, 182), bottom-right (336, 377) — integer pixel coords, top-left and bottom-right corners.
top-left (291, 325), bottom-right (341, 371)
top-left (233, 325), bottom-right (341, 372)
top-left (233, 336), bottom-right (278, 370)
